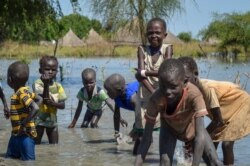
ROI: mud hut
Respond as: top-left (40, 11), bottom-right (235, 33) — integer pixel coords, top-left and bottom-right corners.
top-left (163, 31), bottom-right (184, 44)
top-left (112, 17), bottom-right (142, 45)
top-left (58, 29), bottom-right (85, 47)
top-left (112, 17), bottom-right (183, 45)
top-left (85, 28), bottom-right (109, 46)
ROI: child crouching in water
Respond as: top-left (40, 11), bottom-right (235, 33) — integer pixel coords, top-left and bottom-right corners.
top-left (68, 68), bottom-right (127, 128)
top-left (5, 61), bottom-right (41, 160)
top-left (135, 59), bottom-right (222, 166)
top-left (33, 55), bottom-right (67, 144)
top-left (179, 56), bottom-right (250, 166)
top-left (104, 74), bottom-right (139, 152)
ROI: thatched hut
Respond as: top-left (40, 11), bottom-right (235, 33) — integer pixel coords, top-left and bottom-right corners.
top-left (163, 31), bottom-right (184, 44)
top-left (112, 17), bottom-right (142, 45)
top-left (85, 28), bottom-right (109, 46)
top-left (58, 29), bottom-right (85, 47)
top-left (112, 17), bottom-right (183, 45)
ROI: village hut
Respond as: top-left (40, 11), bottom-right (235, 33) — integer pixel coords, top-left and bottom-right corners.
top-left (112, 17), bottom-right (142, 45)
top-left (163, 31), bottom-right (184, 44)
top-left (85, 28), bottom-right (109, 46)
top-left (58, 29), bottom-right (85, 47)
top-left (112, 17), bottom-right (183, 45)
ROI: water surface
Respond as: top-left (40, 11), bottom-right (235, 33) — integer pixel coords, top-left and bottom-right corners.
top-left (0, 57), bottom-right (250, 166)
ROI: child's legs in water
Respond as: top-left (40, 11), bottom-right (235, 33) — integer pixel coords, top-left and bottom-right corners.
top-left (90, 110), bottom-right (103, 128)
top-left (222, 141), bottom-right (234, 165)
top-left (159, 126), bottom-right (177, 165)
top-left (202, 130), bottom-right (223, 166)
top-left (34, 125), bottom-right (45, 144)
top-left (46, 126), bottom-right (59, 144)
top-left (81, 109), bottom-right (94, 128)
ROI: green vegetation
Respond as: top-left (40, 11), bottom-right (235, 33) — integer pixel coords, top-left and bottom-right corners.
top-left (177, 32), bottom-right (192, 43)
top-left (0, 0), bottom-right (104, 42)
top-left (199, 12), bottom-right (250, 55)
top-left (90, 0), bottom-right (184, 44)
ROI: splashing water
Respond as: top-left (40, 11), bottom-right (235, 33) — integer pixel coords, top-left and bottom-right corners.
top-left (175, 145), bottom-right (193, 166)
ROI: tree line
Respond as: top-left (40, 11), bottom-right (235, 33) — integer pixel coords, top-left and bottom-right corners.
top-left (0, 0), bottom-right (249, 54)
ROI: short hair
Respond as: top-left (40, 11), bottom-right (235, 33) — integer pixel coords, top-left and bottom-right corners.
top-left (82, 68), bottom-right (96, 80)
top-left (178, 56), bottom-right (198, 74)
top-left (8, 61), bottom-right (29, 84)
top-left (147, 17), bottom-right (167, 32)
top-left (158, 59), bottom-right (185, 80)
top-left (39, 55), bottom-right (58, 67)
top-left (104, 74), bottom-right (125, 91)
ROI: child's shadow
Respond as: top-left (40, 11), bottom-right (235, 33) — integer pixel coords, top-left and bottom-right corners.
top-left (84, 138), bottom-right (116, 144)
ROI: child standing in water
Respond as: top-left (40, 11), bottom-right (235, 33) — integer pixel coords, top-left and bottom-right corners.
top-left (0, 81), bottom-right (9, 119)
top-left (104, 74), bottom-right (139, 152)
top-left (33, 55), bottom-right (67, 144)
top-left (68, 68), bottom-right (127, 128)
top-left (134, 17), bottom-right (173, 153)
top-left (179, 56), bottom-right (250, 166)
top-left (135, 59), bottom-right (223, 166)
top-left (5, 61), bottom-right (40, 160)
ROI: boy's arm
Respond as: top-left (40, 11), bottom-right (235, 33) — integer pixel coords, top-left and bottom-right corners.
top-left (192, 116), bottom-right (206, 166)
top-left (43, 99), bottom-right (65, 109)
top-left (0, 87), bottom-right (9, 119)
top-left (206, 107), bottom-right (224, 133)
top-left (135, 46), bottom-right (155, 93)
top-left (135, 97), bottom-right (159, 165)
top-left (113, 104), bottom-right (121, 136)
top-left (21, 101), bottom-right (39, 127)
top-left (68, 100), bottom-right (83, 128)
top-left (105, 99), bottom-right (128, 128)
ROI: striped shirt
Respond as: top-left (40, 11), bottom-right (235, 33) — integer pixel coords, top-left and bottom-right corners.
top-left (10, 86), bottom-right (37, 138)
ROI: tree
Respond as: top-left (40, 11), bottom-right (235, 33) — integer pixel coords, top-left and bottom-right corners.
top-left (87, 0), bottom-right (184, 45)
top-left (178, 32), bottom-right (192, 42)
top-left (0, 0), bottom-right (61, 42)
top-left (199, 12), bottom-right (250, 53)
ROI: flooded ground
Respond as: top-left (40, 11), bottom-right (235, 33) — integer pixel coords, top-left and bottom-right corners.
top-left (0, 57), bottom-right (250, 166)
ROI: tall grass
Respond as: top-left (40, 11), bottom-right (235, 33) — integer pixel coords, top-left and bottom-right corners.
top-left (0, 40), bottom-right (243, 59)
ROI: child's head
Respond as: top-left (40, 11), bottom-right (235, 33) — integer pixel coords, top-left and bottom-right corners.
top-left (39, 55), bottom-right (58, 80)
top-left (7, 61), bottom-right (29, 89)
top-left (178, 56), bottom-right (199, 85)
top-left (82, 68), bottom-right (96, 92)
top-left (104, 74), bottom-right (125, 99)
top-left (146, 17), bottom-right (167, 48)
top-left (158, 59), bottom-right (186, 104)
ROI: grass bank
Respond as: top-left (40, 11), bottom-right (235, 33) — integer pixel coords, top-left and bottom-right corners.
top-left (0, 40), bottom-right (227, 59)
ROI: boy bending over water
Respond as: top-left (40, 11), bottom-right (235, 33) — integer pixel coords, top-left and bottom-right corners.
top-left (104, 74), bottom-right (139, 152)
top-left (135, 59), bottom-right (222, 166)
top-left (68, 68), bottom-right (127, 128)
top-left (179, 56), bottom-right (250, 166)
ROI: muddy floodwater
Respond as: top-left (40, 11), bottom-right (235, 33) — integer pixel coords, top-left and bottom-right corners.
top-left (0, 57), bottom-right (250, 166)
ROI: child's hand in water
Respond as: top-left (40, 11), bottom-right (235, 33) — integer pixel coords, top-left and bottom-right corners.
top-left (120, 118), bottom-right (128, 127)
top-left (68, 123), bottom-right (75, 128)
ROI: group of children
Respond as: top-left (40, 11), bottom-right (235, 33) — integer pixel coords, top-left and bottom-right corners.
top-left (0, 17), bottom-right (250, 166)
